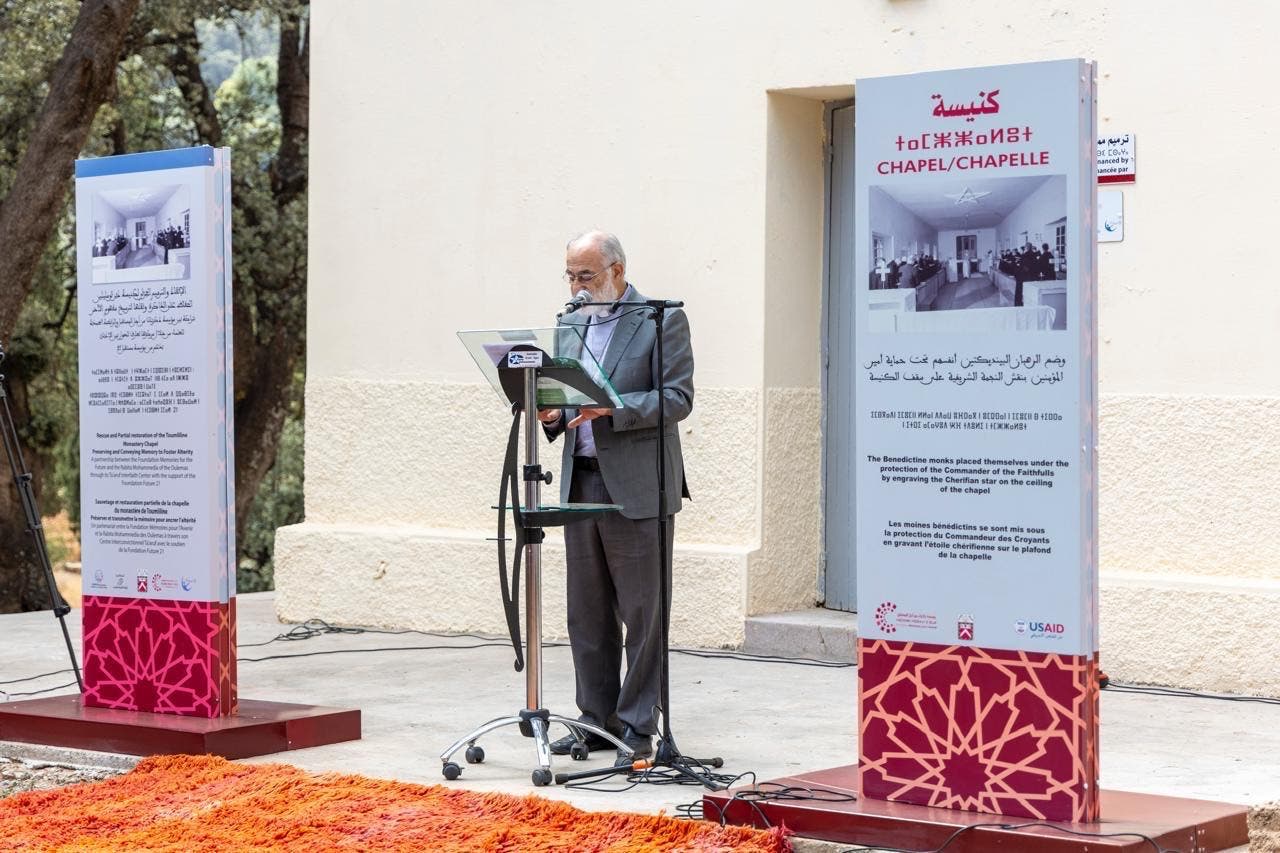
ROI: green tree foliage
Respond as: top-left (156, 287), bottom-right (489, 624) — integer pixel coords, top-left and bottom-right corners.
top-left (0, 0), bottom-right (308, 608)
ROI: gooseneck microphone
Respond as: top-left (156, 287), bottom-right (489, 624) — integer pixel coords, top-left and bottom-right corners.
top-left (557, 290), bottom-right (591, 318)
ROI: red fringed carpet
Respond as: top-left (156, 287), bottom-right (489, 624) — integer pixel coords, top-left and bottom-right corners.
top-left (0, 755), bottom-right (789, 852)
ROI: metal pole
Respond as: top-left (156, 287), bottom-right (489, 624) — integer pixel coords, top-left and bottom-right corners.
top-left (654, 307), bottom-right (672, 751)
top-left (522, 366), bottom-right (542, 711)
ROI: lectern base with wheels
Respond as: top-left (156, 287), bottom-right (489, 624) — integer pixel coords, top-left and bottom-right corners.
top-left (448, 328), bottom-right (631, 786)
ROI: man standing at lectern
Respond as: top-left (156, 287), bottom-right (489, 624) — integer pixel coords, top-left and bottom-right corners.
top-left (537, 230), bottom-right (694, 765)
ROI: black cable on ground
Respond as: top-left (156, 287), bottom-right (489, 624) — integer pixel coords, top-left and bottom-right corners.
top-left (672, 648), bottom-right (854, 668)
top-left (688, 779), bottom-right (858, 829)
top-left (0, 669), bottom-right (71, 686)
top-left (237, 618), bottom-right (509, 648)
top-left (239, 641), bottom-right (525, 663)
top-left (242, 619), bottom-right (856, 668)
top-left (565, 764), bottom-right (752, 795)
top-left (0, 681), bottom-right (79, 700)
top-left (1104, 680), bottom-right (1280, 706)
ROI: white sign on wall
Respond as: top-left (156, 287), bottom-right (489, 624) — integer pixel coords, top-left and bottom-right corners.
top-left (1097, 133), bottom-right (1135, 183)
top-left (1098, 188), bottom-right (1124, 242)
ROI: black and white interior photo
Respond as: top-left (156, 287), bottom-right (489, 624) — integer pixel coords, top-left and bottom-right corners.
top-left (91, 184), bottom-right (193, 284)
top-left (867, 175), bottom-right (1067, 333)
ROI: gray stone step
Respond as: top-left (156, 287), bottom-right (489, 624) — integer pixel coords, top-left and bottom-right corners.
top-left (743, 607), bottom-right (858, 663)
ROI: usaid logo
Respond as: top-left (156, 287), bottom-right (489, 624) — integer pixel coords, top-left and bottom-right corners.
top-left (1017, 619), bottom-right (1065, 637)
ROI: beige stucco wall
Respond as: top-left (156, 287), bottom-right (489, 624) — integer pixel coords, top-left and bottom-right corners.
top-left (277, 1), bottom-right (1280, 693)
top-left (1098, 395), bottom-right (1280, 694)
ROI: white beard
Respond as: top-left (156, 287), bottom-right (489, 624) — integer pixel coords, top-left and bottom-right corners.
top-left (574, 282), bottom-right (624, 318)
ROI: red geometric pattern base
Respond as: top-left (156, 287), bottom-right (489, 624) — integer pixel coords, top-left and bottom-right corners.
top-left (859, 638), bottom-right (1099, 822)
top-left (82, 595), bottom-right (237, 719)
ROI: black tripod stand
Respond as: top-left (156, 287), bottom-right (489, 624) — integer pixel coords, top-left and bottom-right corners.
top-left (0, 343), bottom-right (84, 693)
top-left (553, 297), bottom-right (725, 790)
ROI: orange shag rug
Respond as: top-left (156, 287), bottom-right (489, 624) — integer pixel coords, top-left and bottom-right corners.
top-left (0, 754), bottom-right (789, 852)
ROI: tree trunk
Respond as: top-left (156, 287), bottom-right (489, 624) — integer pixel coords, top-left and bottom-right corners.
top-left (233, 325), bottom-right (300, 549)
top-left (272, 4), bottom-right (309, 204)
top-left (0, 0), bottom-right (142, 612)
top-left (232, 6), bottom-right (309, 553)
top-left (0, 0), bottom-right (141, 336)
top-left (167, 19), bottom-right (222, 149)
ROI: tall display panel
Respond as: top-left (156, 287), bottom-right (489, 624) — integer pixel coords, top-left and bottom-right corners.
top-left (75, 146), bottom-right (236, 718)
top-left (854, 60), bottom-right (1099, 822)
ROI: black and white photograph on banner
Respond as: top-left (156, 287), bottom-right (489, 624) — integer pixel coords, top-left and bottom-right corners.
top-left (867, 174), bottom-right (1067, 333)
top-left (90, 184), bottom-right (193, 284)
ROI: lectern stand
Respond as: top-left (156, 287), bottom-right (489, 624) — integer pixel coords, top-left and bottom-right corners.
top-left (447, 328), bottom-right (633, 786)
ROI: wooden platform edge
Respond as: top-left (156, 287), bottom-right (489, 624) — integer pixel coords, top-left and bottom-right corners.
top-left (702, 766), bottom-right (1249, 853)
top-left (0, 695), bottom-right (362, 760)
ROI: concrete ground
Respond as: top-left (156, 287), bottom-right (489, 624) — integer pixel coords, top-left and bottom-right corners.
top-left (2, 592), bottom-right (1279, 848)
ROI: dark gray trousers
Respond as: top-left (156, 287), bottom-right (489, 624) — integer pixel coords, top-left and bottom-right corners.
top-left (564, 467), bottom-right (673, 737)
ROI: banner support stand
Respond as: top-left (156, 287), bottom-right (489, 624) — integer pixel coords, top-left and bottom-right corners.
top-left (0, 342), bottom-right (83, 693)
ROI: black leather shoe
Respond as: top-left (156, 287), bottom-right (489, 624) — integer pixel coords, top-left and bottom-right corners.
top-left (613, 727), bottom-right (654, 767)
top-left (549, 729), bottom-right (615, 756)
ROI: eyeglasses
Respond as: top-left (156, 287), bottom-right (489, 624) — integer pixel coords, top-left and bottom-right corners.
top-left (563, 263), bottom-right (615, 284)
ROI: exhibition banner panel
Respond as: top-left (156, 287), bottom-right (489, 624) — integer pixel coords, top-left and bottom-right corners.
top-left (74, 146), bottom-right (236, 718)
top-left (854, 60), bottom-right (1098, 821)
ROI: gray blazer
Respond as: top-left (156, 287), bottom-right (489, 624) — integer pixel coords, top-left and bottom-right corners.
top-left (544, 285), bottom-right (693, 520)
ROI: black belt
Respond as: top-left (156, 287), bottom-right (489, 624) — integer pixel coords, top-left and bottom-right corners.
top-left (573, 456), bottom-right (601, 472)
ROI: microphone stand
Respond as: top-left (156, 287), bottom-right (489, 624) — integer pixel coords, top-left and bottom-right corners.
top-left (0, 343), bottom-right (84, 693)
top-left (553, 296), bottom-right (724, 790)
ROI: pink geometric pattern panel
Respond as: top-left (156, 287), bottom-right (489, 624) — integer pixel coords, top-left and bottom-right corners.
top-left (82, 596), bottom-right (237, 718)
top-left (859, 638), bottom-right (1099, 822)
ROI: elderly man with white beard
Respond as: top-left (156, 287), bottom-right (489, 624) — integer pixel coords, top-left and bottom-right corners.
top-left (537, 230), bottom-right (694, 766)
